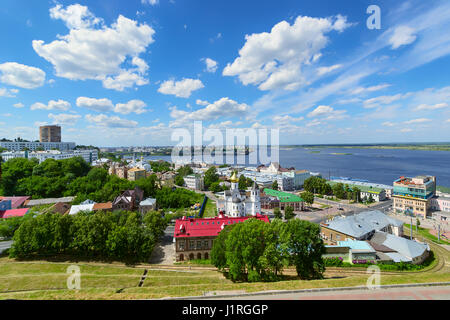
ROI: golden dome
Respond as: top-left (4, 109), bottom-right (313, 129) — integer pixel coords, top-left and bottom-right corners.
top-left (230, 171), bottom-right (239, 183)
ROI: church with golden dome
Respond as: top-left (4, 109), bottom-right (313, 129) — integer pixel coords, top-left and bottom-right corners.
top-left (216, 171), bottom-right (261, 217)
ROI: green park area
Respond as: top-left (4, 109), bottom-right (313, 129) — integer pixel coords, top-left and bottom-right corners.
top-left (404, 224), bottom-right (450, 245)
top-left (0, 254), bottom-right (448, 300)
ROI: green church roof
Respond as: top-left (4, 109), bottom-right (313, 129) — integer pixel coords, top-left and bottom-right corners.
top-left (263, 189), bottom-right (304, 202)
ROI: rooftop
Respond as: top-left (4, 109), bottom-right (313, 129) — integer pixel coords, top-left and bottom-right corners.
top-left (263, 189), bottom-right (304, 202)
top-left (370, 231), bottom-right (429, 260)
top-left (337, 240), bottom-right (376, 253)
top-left (0, 208), bottom-right (29, 219)
top-left (321, 210), bottom-right (403, 239)
top-left (0, 196), bottom-right (30, 209)
top-left (174, 214), bottom-right (269, 238)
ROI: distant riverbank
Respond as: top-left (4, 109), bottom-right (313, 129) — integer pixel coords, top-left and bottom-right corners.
top-left (284, 143), bottom-right (450, 152)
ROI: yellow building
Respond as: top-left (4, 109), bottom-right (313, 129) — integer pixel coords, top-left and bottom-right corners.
top-left (127, 168), bottom-right (147, 181)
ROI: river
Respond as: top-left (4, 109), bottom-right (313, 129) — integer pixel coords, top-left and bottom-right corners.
top-left (132, 147), bottom-right (450, 187)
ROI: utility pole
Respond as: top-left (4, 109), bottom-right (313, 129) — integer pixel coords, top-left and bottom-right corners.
top-left (438, 224), bottom-right (441, 243)
top-left (410, 214), bottom-right (413, 240)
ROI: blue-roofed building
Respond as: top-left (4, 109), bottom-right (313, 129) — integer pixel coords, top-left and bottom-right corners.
top-left (324, 240), bottom-right (377, 264)
top-left (139, 198), bottom-right (157, 214)
top-left (320, 210), bottom-right (404, 244)
top-left (337, 240), bottom-right (377, 262)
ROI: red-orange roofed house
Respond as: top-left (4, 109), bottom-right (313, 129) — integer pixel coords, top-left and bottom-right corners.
top-left (173, 212), bottom-right (269, 262)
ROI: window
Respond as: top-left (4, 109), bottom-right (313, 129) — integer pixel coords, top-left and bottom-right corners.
top-left (189, 240), bottom-right (194, 249)
top-left (197, 241), bottom-right (202, 248)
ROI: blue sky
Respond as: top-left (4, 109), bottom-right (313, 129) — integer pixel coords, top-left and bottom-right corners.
top-left (0, 0), bottom-right (449, 146)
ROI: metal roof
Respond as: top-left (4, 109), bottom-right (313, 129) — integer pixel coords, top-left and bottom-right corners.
top-left (263, 189), bottom-right (304, 202)
top-left (0, 208), bottom-right (29, 219)
top-left (337, 240), bottom-right (376, 253)
top-left (370, 231), bottom-right (429, 260)
top-left (322, 210), bottom-right (403, 239)
top-left (174, 214), bottom-right (269, 238)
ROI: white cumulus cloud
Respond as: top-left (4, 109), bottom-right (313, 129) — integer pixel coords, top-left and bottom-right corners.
top-left (48, 113), bottom-right (81, 125)
top-left (223, 14), bottom-right (353, 91)
top-left (0, 62), bottom-right (46, 89)
top-left (169, 97), bottom-right (250, 127)
top-left (114, 99), bottom-right (148, 115)
top-left (158, 78), bottom-right (204, 98)
top-left (76, 97), bottom-right (114, 112)
top-left (33, 4), bottom-right (155, 91)
top-left (31, 99), bottom-right (71, 111)
top-left (202, 58), bottom-right (218, 73)
top-left (85, 114), bottom-right (138, 128)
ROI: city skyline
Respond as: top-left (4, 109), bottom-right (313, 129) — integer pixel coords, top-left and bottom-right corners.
top-left (0, 0), bottom-right (450, 147)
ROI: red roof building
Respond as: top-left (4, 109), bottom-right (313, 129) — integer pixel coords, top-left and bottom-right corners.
top-left (0, 196), bottom-right (30, 209)
top-left (0, 208), bottom-right (29, 219)
top-left (173, 213), bottom-right (269, 262)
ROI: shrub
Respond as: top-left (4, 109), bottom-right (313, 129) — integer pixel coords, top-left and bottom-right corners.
top-left (324, 257), bottom-right (344, 267)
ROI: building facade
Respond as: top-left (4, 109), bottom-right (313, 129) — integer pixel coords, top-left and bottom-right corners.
top-left (40, 125), bottom-right (61, 142)
top-left (430, 195), bottom-right (450, 212)
top-left (216, 172), bottom-right (261, 217)
top-left (173, 213), bottom-right (269, 262)
top-left (127, 168), bottom-right (147, 181)
top-left (0, 141), bottom-right (76, 151)
top-left (262, 189), bottom-right (305, 211)
top-left (0, 149), bottom-right (98, 164)
top-left (184, 174), bottom-right (204, 190)
top-left (109, 164), bottom-right (128, 179)
top-left (392, 175), bottom-right (436, 218)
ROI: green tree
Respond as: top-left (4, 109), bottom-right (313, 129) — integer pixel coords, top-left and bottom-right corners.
top-left (353, 187), bottom-right (361, 202)
top-left (284, 219), bottom-right (325, 280)
top-left (284, 205), bottom-right (295, 220)
top-left (1, 158), bottom-right (38, 196)
top-left (300, 191), bottom-right (314, 206)
top-left (331, 183), bottom-right (346, 199)
top-left (210, 224), bottom-right (234, 271)
top-left (271, 180), bottom-right (278, 190)
top-left (273, 207), bottom-right (282, 219)
top-left (258, 219), bottom-right (288, 278)
top-left (174, 175), bottom-right (185, 186)
top-left (176, 165), bottom-right (193, 177)
top-left (303, 176), bottom-right (332, 195)
top-left (209, 181), bottom-right (223, 193)
top-left (225, 218), bottom-right (267, 282)
top-left (238, 174), bottom-right (248, 190)
top-left (204, 167), bottom-right (219, 191)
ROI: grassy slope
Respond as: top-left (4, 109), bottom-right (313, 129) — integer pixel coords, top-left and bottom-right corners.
top-left (404, 224), bottom-right (450, 245)
top-left (0, 254), bottom-right (449, 300)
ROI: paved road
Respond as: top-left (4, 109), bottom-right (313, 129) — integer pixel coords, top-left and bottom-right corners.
top-left (148, 225), bottom-right (175, 265)
top-left (311, 198), bottom-right (393, 223)
top-left (211, 285), bottom-right (450, 300)
top-left (0, 240), bottom-right (13, 254)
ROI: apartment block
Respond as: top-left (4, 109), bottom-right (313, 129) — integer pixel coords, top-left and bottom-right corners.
top-left (40, 125), bottom-right (61, 142)
top-left (392, 175), bottom-right (436, 218)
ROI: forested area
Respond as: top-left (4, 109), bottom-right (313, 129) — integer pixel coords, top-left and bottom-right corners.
top-left (9, 210), bottom-right (167, 262)
top-left (0, 157), bottom-right (204, 209)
